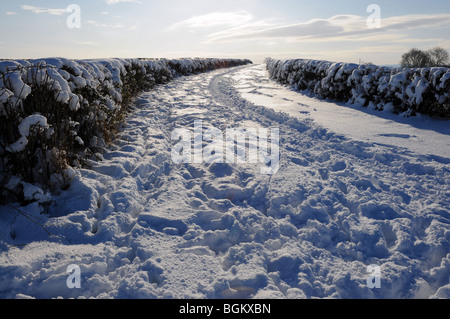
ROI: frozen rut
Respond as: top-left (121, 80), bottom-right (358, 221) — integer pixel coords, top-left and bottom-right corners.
top-left (0, 65), bottom-right (449, 299)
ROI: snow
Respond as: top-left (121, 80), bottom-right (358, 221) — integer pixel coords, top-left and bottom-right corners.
top-left (0, 64), bottom-right (449, 299)
top-left (8, 115), bottom-right (48, 153)
top-left (75, 136), bottom-right (84, 146)
top-left (0, 88), bottom-right (13, 104)
top-left (22, 182), bottom-right (51, 204)
top-left (73, 76), bottom-right (87, 89)
top-left (8, 136), bottom-right (29, 153)
top-left (18, 115), bottom-right (48, 138)
top-left (406, 77), bottom-right (429, 105)
top-left (5, 71), bottom-right (32, 100)
top-left (69, 94), bottom-right (81, 112)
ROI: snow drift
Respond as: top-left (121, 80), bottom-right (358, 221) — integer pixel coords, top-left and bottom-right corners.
top-left (265, 58), bottom-right (450, 118)
top-left (0, 57), bottom-right (252, 203)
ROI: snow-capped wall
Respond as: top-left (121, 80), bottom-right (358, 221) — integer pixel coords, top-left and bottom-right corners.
top-left (265, 58), bottom-right (450, 118)
top-left (0, 57), bottom-right (252, 202)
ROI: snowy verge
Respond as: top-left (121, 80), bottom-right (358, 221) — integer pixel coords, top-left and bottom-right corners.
top-left (265, 58), bottom-right (450, 118)
top-left (0, 57), bottom-right (252, 203)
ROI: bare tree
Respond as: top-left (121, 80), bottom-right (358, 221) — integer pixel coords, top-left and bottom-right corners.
top-left (400, 47), bottom-right (450, 68)
top-left (428, 47), bottom-right (450, 66)
top-left (400, 48), bottom-right (432, 68)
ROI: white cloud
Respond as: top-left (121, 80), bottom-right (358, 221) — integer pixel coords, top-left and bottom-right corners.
top-left (168, 11), bottom-right (253, 31)
top-left (204, 14), bottom-right (365, 43)
top-left (382, 14), bottom-right (450, 30)
top-left (205, 13), bottom-right (450, 43)
top-left (5, 11), bottom-right (18, 15)
top-left (87, 20), bottom-right (137, 31)
top-left (88, 20), bottom-right (123, 28)
top-left (21, 5), bottom-right (66, 15)
top-left (105, 0), bottom-right (142, 5)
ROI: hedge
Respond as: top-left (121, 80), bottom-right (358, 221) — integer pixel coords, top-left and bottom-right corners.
top-left (265, 58), bottom-right (450, 118)
top-left (0, 57), bottom-right (252, 204)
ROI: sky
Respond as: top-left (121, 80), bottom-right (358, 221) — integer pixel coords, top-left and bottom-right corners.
top-left (0, 0), bottom-right (449, 65)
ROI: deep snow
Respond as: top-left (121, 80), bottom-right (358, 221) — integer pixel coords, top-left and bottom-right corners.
top-left (0, 64), bottom-right (449, 299)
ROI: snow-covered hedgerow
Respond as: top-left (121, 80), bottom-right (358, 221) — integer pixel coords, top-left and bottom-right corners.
top-left (0, 57), bottom-right (252, 203)
top-left (266, 58), bottom-right (450, 118)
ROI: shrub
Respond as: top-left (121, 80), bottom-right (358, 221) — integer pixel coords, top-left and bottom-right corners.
top-left (266, 58), bottom-right (449, 119)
